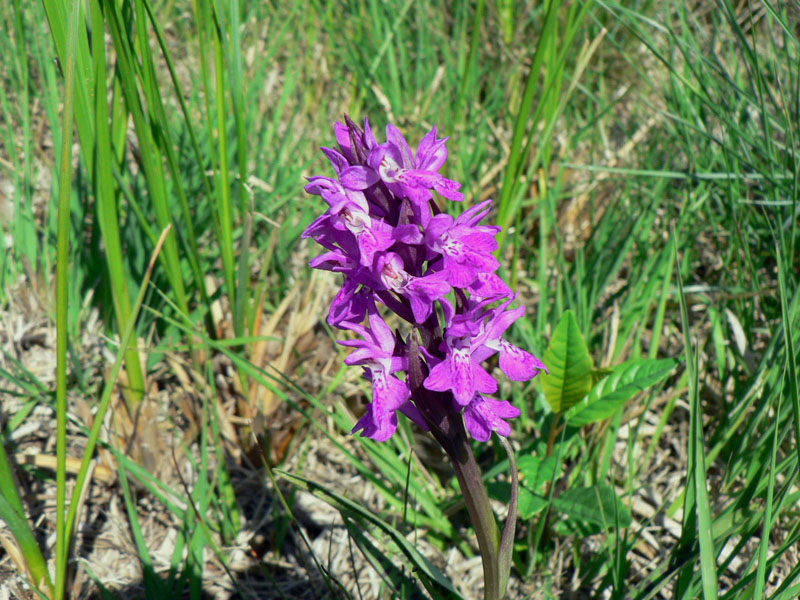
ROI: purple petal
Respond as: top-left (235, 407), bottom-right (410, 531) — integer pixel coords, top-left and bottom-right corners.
top-left (434, 178), bottom-right (464, 202)
top-left (416, 127), bottom-right (449, 172)
top-left (393, 224), bottom-right (423, 244)
top-left (446, 260), bottom-right (478, 288)
top-left (309, 250), bottom-right (349, 270)
top-left (386, 123), bottom-right (414, 169)
top-left (358, 221), bottom-right (394, 268)
top-left (464, 394), bottom-right (520, 442)
top-left (351, 369), bottom-right (410, 442)
top-left (304, 176), bottom-right (340, 198)
top-left (328, 282), bottom-right (368, 326)
top-left (335, 121), bottom-right (354, 163)
top-left (451, 349), bottom-right (475, 405)
top-left (440, 297), bottom-right (455, 326)
top-left (426, 213), bottom-right (455, 241)
top-left (484, 302), bottom-right (524, 341)
top-left (459, 231), bottom-right (498, 253)
top-left (321, 147), bottom-right (350, 174)
top-left (468, 273), bottom-right (512, 300)
top-left (499, 340), bottom-right (548, 380)
top-left (400, 169), bottom-right (441, 190)
top-left (423, 360), bottom-right (452, 392)
top-left (408, 294), bottom-right (433, 323)
top-left (340, 166), bottom-right (380, 190)
top-left (373, 369), bottom-right (410, 410)
top-left (456, 199), bottom-right (493, 226)
top-left (464, 249), bottom-right (500, 273)
top-left (399, 400), bottom-right (430, 431)
top-left (473, 363), bottom-right (498, 395)
top-left (410, 270), bottom-right (450, 296)
top-left (404, 185), bottom-right (434, 208)
top-left (368, 310), bottom-right (396, 355)
top-left (302, 213), bottom-right (333, 239)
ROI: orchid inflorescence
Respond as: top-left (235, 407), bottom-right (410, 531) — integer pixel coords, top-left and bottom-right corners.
top-left (303, 116), bottom-right (546, 445)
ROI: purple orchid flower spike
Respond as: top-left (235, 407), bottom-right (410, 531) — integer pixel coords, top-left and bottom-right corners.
top-left (304, 118), bottom-right (547, 600)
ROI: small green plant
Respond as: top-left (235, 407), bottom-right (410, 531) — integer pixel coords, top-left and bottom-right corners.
top-left (509, 310), bottom-right (676, 569)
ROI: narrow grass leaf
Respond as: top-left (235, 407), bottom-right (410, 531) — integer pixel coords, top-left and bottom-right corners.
top-left (0, 494), bottom-right (52, 594)
top-left (277, 469), bottom-right (464, 600)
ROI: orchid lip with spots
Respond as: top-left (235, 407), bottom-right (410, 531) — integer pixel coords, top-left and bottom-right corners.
top-left (304, 117), bottom-right (547, 443)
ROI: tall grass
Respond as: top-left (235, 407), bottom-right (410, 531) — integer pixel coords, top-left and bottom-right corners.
top-left (0, 0), bottom-right (798, 598)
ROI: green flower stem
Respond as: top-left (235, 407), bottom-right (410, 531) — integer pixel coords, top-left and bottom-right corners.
top-left (438, 423), bottom-right (502, 600)
top-left (497, 436), bottom-right (519, 598)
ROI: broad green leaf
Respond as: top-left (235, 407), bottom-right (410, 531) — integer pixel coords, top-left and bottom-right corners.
top-left (487, 480), bottom-right (548, 520)
top-left (552, 486), bottom-right (632, 528)
top-left (540, 310), bottom-right (594, 413)
top-left (518, 455), bottom-right (561, 494)
top-left (565, 358), bottom-right (678, 426)
top-left (518, 488), bottom-right (548, 520)
top-left (506, 456), bottom-right (562, 519)
top-left (591, 367), bottom-right (614, 386)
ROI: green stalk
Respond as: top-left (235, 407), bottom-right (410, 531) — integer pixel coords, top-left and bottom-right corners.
top-left (444, 434), bottom-right (501, 600)
top-left (455, 0), bottom-right (484, 121)
top-left (41, 0), bottom-right (146, 411)
top-left (210, 0), bottom-right (237, 330)
top-left (101, 0), bottom-right (190, 325)
top-left (54, 0), bottom-right (81, 596)
top-left (63, 226), bottom-right (173, 577)
top-left (89, 0), bottom-right (146, 405)
top-left (0, 438), bottom-right (25, 519)
top-left (495, 0), bottom-right (561, 251)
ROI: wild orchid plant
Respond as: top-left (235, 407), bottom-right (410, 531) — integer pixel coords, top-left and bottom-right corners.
top-left (303, 117), bottom-right (546, 599)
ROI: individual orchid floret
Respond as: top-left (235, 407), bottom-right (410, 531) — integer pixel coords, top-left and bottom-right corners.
top-left (425, 199), bottom-right (501, 287)
top-left (303, 176), bottom-right (395, 268)
top-left (463, 394), bottom-right (521, 442)
top-left (414, 125), bottom-right (449, 172)
top-left (367, 145), bottom-right (464, 206)
top-left (339, 307), bottom-right (410, 442)
top-left (377, 253), bottom-right (451, 323)
top-left (473, 298), bottom-right (549, 381)
top-left (423, 312), bottom-right (498, 405)
top-left (327, 279), bottom-right (371, 327)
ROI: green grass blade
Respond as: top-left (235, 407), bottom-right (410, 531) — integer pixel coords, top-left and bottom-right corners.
top-left (52, 0), bottom-right (81, 596)
top-left (0, 494), bottom-right (53, 594)
top-left (675, 231), bottom-right (718, 600)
